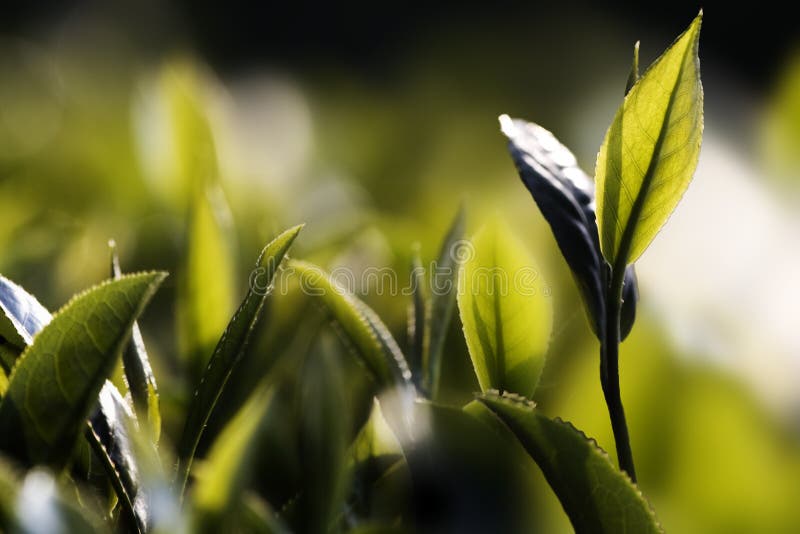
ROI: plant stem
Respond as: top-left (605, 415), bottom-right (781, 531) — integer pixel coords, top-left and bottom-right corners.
top-left (600, 264), bottom-right (637, 482)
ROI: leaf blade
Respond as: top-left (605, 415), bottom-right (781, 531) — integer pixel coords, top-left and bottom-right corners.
top-left (290, 260), bottom-right (412, 390)
top-left (0, 272), bottom-right (166, 470)
top-left (176, 225), bottom-right (303, 491)
top-left (457, 220), bottom-right (552, 397)
top-left (110, 242), bottom-right (161, 443)
top-left (478, 391), bottom-right (662, 534)
top-left (596, 13), bottom-right (704, 267)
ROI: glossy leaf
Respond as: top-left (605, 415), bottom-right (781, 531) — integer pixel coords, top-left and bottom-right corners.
top-left (0, 272), bottom-right (166, 470)
top-left (110, 242), bottom-right (161, 442)
top-left (457, 219), bottom-right (552, 397)
top-left (87, 381), bottom-right (146, 533)
top-left (192, 385), bottom-right (275, 533)
top-left (499, 115), bottom-right (638, 340)
top-left (0, 275), bottom-right (51, 350)
top-left (596, 13), bottom-right (704, 268)
top-left (425, 206), bottom-right (465, 398)
top-left (290, 260), bottom-right (412, 389)
top-left (478, 391), bottom-right (662, 534)
top-left (177, 225), bottom-right (303, 492)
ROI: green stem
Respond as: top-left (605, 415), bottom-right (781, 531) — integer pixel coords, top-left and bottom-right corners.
top-left (600, 264), bottom-right (637, 482)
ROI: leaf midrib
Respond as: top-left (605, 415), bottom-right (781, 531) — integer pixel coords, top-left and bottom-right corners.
top-left (612, 34), bottom-right (696, 273)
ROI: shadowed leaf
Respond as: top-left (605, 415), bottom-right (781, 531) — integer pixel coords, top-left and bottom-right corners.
top-left (499, 116), bottom-right (639, 340)
top-left (478, 391), bottom-right (662, 534)
top-left (110, 241), bottom-right (161, 443)
top-left (425, 206), bottom-right (465, 398)
top-left (290, 260), bottom-right (412, 390)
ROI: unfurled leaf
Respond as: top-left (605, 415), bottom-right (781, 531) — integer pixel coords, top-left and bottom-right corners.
top-left (478, 391), bottom-right (662, 534)
top-left (87, 381), bottom-right (146, 533)
top-left (0, 272), bottom-right (148, 530)
top-left (177, 225), bottom-right (302, 493)
top-left (0, 272), bottom-right (166, 470)
top-left (290, 260), bottom-right (412, 389)
top-left (179, 184), bottom-right (237, 379)
top-left (192, 385), bottom-right (275, 533)
top-left (457, 219), bottom-right (551, 398)
top-left (425, 206), bottom-right (465, 399)
top-left (0, 275), bottom-right (51, 350)
top-left (499, 116), bottom-right (638, 340)
top-left (596, 13), bottom-right (703, 268)
top-left (110, 242), bottom-right (161, 443)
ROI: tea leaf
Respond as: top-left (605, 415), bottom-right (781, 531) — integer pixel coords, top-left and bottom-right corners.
top-left (290, 260), bottom-right (412, 389)
top-left (179, 184), bottom-right (237, 379)
top-left (0, 275), bottom-right (51, 350)
top-left (87, 381), bottom-right (147, 533)
top-left (425, 206), bottom-right (465, 398)
top-left (457, 220), bottom-right (552, 397)
top-left (596, 13), bottom-right (703, 267)
top-left (500, 116), bottom-right (638, 340)
top-left (0, 272), bottom-right (166, 470)
top-left (478, 391), bottom-right (662, 534)
top-left (0, 273), bottom-right (148, 531)
top-left (177, 225), bottom-right (302, 492)
top-left (110, 242), bottom-right (161, 443)
top-left (192, 385), bottom-right (275, 533)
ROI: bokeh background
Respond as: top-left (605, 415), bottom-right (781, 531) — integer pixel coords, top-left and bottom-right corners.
top-left (2, 2), bottom-right (800, 532)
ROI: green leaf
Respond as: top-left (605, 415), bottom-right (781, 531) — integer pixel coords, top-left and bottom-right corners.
top-left (424, 206), bottom-right (465, 399)
top-left (0, 272), bottom-right (166, 470)
top-left (192, 385), bottom-right (275, 533)
top-left (179, 184), bottom-right (237, 379)
top-left (177, 225), bottom-right (302, 493)
top-left (456, 219), bottom-right (552, 398)
top-left (596, 13), bottom-right (703, 268)
top-left (110, 242), bottom-right (161, 443)
top-left (289, 260), bottom-right (412, 390)
top-left (0, 275), bottom-right (51, 350)
top-left (478, 391), bottom-right (662, 534)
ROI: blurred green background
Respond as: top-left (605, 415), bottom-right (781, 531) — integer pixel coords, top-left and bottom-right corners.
top-left (2, 2), bottom-right (799, 532)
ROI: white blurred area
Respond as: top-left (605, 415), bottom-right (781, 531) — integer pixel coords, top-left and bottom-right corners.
top-left (638, 126), bottom-right (800, 416)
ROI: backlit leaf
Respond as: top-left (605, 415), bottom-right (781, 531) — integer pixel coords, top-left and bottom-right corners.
top-left (0, 272), bottom-right (165, 470)
top-left (177, 225), bottom-right (302, 493)
top-left (596, 13), bottom-right (703, 267)
top-left (192, 385), bottom-right (275, 533)
top-left (457, 219), bottom-right (552, 397)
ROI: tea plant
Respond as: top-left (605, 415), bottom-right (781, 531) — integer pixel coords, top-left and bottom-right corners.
top-left (0, 12), bottom-right (702, 534)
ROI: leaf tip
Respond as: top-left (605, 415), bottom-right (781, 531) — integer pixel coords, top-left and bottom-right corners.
top-left (499, 114), bottom-right (517, 138)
